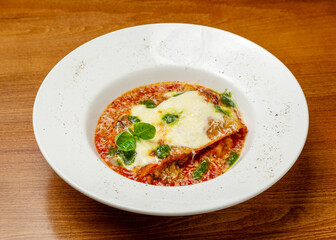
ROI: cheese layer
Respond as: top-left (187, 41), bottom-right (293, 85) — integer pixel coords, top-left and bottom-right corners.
top-left (126, 91), bottom-right (225, 170)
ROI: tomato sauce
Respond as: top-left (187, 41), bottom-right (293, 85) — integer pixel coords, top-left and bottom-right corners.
top-left (95, 82), bottom-right (247, 186)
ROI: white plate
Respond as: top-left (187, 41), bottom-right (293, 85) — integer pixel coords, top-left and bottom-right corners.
top-left (33, 23), bottom-right (309, 216)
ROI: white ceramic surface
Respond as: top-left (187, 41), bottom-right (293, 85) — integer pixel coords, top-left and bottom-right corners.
top-left (33, 23), bottom-right (309, 216)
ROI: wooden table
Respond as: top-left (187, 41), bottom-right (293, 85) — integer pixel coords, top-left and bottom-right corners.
top-left (1, 1), bottom-right (335, 239)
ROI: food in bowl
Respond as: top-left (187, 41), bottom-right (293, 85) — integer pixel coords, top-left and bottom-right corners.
top-left (95, 82), bottom-right (247, 186)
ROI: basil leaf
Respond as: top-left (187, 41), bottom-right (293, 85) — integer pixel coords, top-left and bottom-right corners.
top-left (226, 152), bottom-right (240, 166)
top-left (193, 159), bottom-right (210, 180)
top-left (133, 122), bottom-right (156, 140)
top-left (115, 131), bottom-right (136, 151)
top-left (162, 113), bottom-right (179, 124)
top-left (116, 149), bottom-right (137, 165)
top-left (140, 100), bottom-right (156, 108)
top-left (220, 91), bottom-right (235, 108)
top-left (214, 105), bottom-right (231, 116)
top-left (128, 115), bottom-right (141, 123)
top-left (155, 144), bottom-right (171, 159)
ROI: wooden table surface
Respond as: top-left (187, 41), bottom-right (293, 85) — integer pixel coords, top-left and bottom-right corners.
top-left (1, 1), bottom-right (336, 239)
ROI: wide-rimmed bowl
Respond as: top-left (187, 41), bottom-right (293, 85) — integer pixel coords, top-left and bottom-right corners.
top-left (33, 23), bottom-right (309, 216)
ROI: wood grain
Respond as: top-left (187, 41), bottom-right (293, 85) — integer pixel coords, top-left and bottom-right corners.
top-left (1, 0), bottom-right (336, 239)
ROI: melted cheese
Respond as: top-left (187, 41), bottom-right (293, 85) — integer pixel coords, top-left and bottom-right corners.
top-left (122, 91), bottom-right (225, 170)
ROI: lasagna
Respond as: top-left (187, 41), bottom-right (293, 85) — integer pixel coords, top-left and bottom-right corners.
top-left (95, 82), bottom-right (247, 186)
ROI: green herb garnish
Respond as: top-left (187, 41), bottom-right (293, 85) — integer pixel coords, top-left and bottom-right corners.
top-left (214, 105), bottom-right (231, 116)
top-left (155, 144), bottom-right (171, 159)
top-left (220, 90), bottom-right (235, 108)
top-left (108, 147), bottom-right (117, 156)
top-left (116, 150), bottom-right (137, 165)
top-left (115, 122), bottom-right (156, 151)
top-left (115, 131), bottom-right (136, 151)
top-left (162, 113), bottom-right (179, 124)
top-left (193, 159), bottom-right (210, 180)
top-left (133, 122), bottom-right (156, 140)
top-left (140, 100), bottom-right (156, 108)
top-left (128, 115), bottom-right (141, 123)
top-left (226, 152), bottom-right (240, 166)
top-left (173, 92), bottom-right (184, 97)
top-left (108, 147), bottom-right (136, 165)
